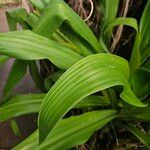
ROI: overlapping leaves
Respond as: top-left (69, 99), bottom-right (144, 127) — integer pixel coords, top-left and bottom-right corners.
top-left (38, 53), bottom-right (146, 143)
top-left (13, 110), bottom-right (116, 150)
top-left (0, 30), bottom-right (82, 70)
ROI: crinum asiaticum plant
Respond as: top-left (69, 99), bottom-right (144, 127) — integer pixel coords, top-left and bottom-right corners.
top-left (0, 0), bottom-right (150, 149)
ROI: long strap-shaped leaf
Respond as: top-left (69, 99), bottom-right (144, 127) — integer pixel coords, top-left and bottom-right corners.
top-left (139, 0), bottom-right (150, 64)
top-left (33, 0), bottom-right (103, 53)
top-left (0, 93), bottom-right (110, 122)
top-left (13, 110), bottom-right (116, 150)
top-left (39, 53), bottom-right (146, 143)
top-left (100, 0), bottom-right (119, 45)
top-left (132, 67), bottom-right (150, 98)
top-left (3, 59), bottom-right (28, 100)
top-left (0, 30), bottom-right (83, 70)
top-left (124, 98), bottom-right (150, 122)
top-left (5, 2), bottom-right (98, 57)
top-left (0, 94), bottom-right (45, 122)
top-left (130, 0), bottom-right (150, 73)
top-left (104, 17), bottom-right (138, 33)
top-left (6, 7), bottom-right (94, 57)
top-left (123, 123), bottom-right (150, 150)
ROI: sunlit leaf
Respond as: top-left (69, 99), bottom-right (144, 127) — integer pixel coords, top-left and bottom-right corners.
top-left (100, 0), bottom-right (119, 45)
top-left (33, 0), bottom-right (103, 54)
top-left (39, 53), bottom-right (146, 143)
top-left (0, 30), bottom-right (83, 70)
top-left (13, 110), bottom-right (116, 150)
top-left (0, 93), bottom-right (109, 122)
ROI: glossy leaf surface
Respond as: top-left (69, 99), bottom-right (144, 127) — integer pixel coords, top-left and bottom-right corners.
top-left (39, 54), bottom-right (146, 143)
top-left (14, 110), bottom-right (116, 150)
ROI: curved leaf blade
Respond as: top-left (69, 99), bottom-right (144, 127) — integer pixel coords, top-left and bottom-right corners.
top-left (123, 123), bottom-right (150, 150)
top-left (33, 0), bottom-right (103, 53)
top-left (104, 17), bottom-right (138, 33)
top-left (0, 93), bottom-right (109, 122)
top-left (3, 59), bottom-right (28, 100)
top-left (0, 94), bottom-right (45, 122)
top-left (124, 98), bottom-right (150, 122)
top-left (13, 110), bottom-right (116, 150)
top-left (130, 0), bottom-right (150, 72)
top-left (139, 0), bottom-right (150, 64)
top-left (6, 8), bottom-right (28, 30)
top-left (100, 0), bottom-right (119, 45)
top-left (129, 34), bottom-right (141, 74)
top-left (132, 67), bottom-right (150, 98)
top-left (102, 17), bottom-right (138, 48)
top-left (0, 30), bottom-right (83, 70)
top-left (39, 54), bottom-right (146, 143)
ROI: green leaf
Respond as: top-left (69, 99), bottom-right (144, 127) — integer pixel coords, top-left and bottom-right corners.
top-left (13, 130), bottom-right (38, 150)
top-left (3, 59), bottom-right (27, 100)
top-left (59, 26), bottom-right (94, 56)
top-left (139, 0), bottom-right (150, 64)
top-left (44, 77), bottom-right (53, 91)
top-left (5, 1), bottom-right (97, 57)
top-left (129, 34), bottom-right (141, 74)
top-left (76, 95), bottom-right (110, 108)
top-left (6, 1), bottom-right (92, 57)
top-left (142, 59), bottom-right (150, 70)
top-left (123, 123), bottom-right (150, 150)
top-left (132, 67), bottom-right (150, 98)
top-left (102, 17), bottom-right (138, 48)
top-left (130, 0), bottom-right (150, 73)
top-left (7, 8), bottom-right (27, 23)
top-left (29, 61), bottom-right (45, 91)
top-left (0, 30), bottom-right (83, 70)
top-left (27, 13), bottom-right (40, 27)
top-left (124, 98), bottom-right (150, 122)
top-left (44, 70), bottom-right (64, 91)
top-left (6, 12), bottom-right (17, 31)
top-left (100, 0), bottom-right (119, 45)
top-left (101, 0), bottom-right (119, 25)
top-left (0, 94), bottom-right (45, 122)
top-left (104, 17), bottom-right (138, 33)
top-left (46, 70), bottom-right (64, 83)
top-left (5, 1), bottom-right (77, 56)
top-left (6, 8), bottom-right (28, 29)
top-left (6, 7), bottom-right (40, 30)
top-left (39, 54), bottom-right (146, 143)
top-left (29, 0), bottom-right (46, 12)
top-left (10, 119), bottom-right (20, 136)
top-left (126, 107), bottom-right (150, 122)
top-left (0, 93), bottom-right (110, 122)
top-left (0, 55), bottom-right (9, 64)
top-left (33, 0), bottom-right (103, 54)
top-left (13, 110), bottom-right (116, 150)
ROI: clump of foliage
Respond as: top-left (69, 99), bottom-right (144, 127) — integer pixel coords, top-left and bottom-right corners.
top-left (0, 0), bottom-right (150, 149)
